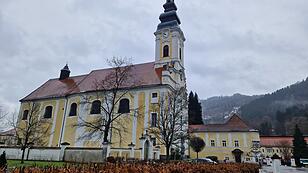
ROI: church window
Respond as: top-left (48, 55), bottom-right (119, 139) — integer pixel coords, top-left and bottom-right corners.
top-left (118, 99), bottom-right (130, 113)
top-left (152, 93), bottom-right (158, 98)
top-left (90, 100), bottom-right (101, 114)
top-left (222, 140), bottom-right (227, 147)
top-left (151, 113), bottom-right (158, 127)
top-left (163, 45), bottom-right (169, 57)
top-left (44, 106), bottom-right (53, 119)
top-left (211, 140), bottom-right (215, 147)
top-left (69, 103), bottom-right (77, 116)
top-left (179, 48), bottom-right (182, 60)
top-left (234, 140), bottom-right (239, 147)
top-left (22, 110), bottom-right (29, 120)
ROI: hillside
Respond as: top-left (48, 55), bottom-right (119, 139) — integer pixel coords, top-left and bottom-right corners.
top-left (240, 78), bottom-right (308, 120)
top-left (240, 77), bottom-right (308, 135)
top-left (201, 77), bottom-right (308, 135)
top-left (201, 94), bottom-right (261, 124)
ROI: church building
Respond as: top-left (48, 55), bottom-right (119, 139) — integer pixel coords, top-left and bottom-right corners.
top-left (18, 0), bottom-right (186, 160)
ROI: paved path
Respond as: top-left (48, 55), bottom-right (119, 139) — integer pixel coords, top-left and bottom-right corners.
top-left (260, 165), bottom-right (308, 173)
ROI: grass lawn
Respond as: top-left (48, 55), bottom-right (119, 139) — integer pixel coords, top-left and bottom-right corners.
top-left (7, 160), bottom-right (66, 168)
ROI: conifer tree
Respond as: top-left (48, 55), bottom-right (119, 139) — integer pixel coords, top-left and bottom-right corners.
top-left (293, 124), bottom-right (308, 167)
top-left (188, 91), bottom-right (203, 125)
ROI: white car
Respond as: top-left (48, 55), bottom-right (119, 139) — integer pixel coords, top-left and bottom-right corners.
top-left (300, 159), bottom-right (308, 166)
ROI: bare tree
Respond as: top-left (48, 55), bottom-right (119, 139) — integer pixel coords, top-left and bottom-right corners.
top-left (10, 102), bottom-right (51, 163)
top-left (276, 140), bottom-right (292, 161)
top-left (75, 57), bottom-right (141, 159)
top-left (0, 106), bottom-right (8, 130)
top-left (148, 87), bottom-right (188, 160)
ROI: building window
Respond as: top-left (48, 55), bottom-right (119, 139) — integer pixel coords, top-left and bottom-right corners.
top-left (222, 140), bottom-right (227, 147)
top-left (152, 93), bottom-right (158, 98)
top-left (22, 110), bottom-right (29, 120)
top-left (151, 93), bottom-right (158, 103)
top-left (262, 149), bottom-right (265, 152)
top-left (267, 148), bottom-right (272, 153)
top-left (69, 103), bottom-right (77, 116)
top-left (211, 140), bottom-right (215, 147)
top-left (234, 140), bottom-right (239, 147)
top-left (44, 106), bottom-right (53, 119)
top-left (179, 48), bottom-right (182, 60)
top-left (151, 113), bottom-right (158, 127)
top-left (90, 100), bottom-right (101, 114)
top-left (118, 99), bottom-right (130, 113)
top-left (163, 45), bottom-right (169, 57)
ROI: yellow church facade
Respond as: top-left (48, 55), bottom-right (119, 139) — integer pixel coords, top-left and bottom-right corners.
top-left (189, 115), bottom-right (261, 163)
top-left (18, 0), bottom-right (186, 160)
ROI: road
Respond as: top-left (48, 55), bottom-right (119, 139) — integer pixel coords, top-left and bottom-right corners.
top-left (260, 165), bottom-right (308, 173)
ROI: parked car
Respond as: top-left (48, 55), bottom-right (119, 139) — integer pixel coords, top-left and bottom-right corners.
top-left (192, 158), bottom-right (217, 164)
top-left (300, 159), bottom-right (308, 167)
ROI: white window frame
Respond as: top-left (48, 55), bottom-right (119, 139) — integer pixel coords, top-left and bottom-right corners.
top-left (151, 92), bottom-right (158, 104)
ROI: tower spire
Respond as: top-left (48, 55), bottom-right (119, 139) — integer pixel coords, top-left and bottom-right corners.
top-left (157, 0), bottom-right (181, 30)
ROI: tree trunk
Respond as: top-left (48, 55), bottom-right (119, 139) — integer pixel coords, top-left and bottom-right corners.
top-left (21, 148), bottom-right (26, 164)
top-left (103, 124), bottom-right (110, 143)
top-left (166, 146), bottom-right (170, 161)
top-left (197, 152), bottom-right (199, 159)
top-left (102, 124), bottom-right (110, 160)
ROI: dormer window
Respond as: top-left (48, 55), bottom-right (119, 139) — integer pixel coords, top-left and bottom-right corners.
top-left (163, 45), bottom-right (169, 57)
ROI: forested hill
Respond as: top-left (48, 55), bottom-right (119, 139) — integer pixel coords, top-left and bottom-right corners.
top-left (240, 77), bottom-right (308, 120)
top-left (201, 77), bottom-right (308, 135)
top-left (240, 77), bottom-right (308, 135)
top-left (201, 94), bottom-right (261, 124)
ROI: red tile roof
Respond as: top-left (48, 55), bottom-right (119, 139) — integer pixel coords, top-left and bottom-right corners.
top-left (189, 114), bottom-right (256, 132)
top-left (21, 62), bottom-right (162, 101)
top-left (260, 136), bottom-right (308, 147)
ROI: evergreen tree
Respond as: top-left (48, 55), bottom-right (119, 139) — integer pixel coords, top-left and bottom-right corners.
top-left (188, 91), bottom-right (203, 125)
top-left (259, 122), bottom-right (272, 135)
top-left (293, 125), bottom-right (308, 167)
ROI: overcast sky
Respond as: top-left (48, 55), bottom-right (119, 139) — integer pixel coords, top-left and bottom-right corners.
top-left (0, 0), bottom-right (308, 112)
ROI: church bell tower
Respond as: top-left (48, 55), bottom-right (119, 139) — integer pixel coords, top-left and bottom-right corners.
top-left (155, 0), bottom-right (186, 88)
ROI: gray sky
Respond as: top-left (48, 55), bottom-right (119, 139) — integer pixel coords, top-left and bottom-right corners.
top-left (1, 0), bottom-right (308, 112)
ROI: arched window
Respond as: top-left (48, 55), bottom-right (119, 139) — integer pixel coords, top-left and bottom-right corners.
top-left (90, 100), bottom-right (101, 114)
top-left (44, 106), bottom-right (53, 119)
top-left (22, 110), bottom-right (29, 120)
top-left (69, 103), bottom-right (77, 116)
top-left (118, 99), bottom-right (130, 113)
top-left (163, 45), bottom-right (169, 57)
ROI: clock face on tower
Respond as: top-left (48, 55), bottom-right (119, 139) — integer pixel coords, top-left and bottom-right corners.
top-left (163, 32), bottom-right (169, 38)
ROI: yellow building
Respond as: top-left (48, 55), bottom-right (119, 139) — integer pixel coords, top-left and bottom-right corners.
top-left (18, 0), bottom-right (187, 160)
top-left (189, 114), bottom-right (260, 163)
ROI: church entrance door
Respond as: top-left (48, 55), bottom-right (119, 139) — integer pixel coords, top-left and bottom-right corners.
top-left (144, 140), bottom-right (150, 160)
